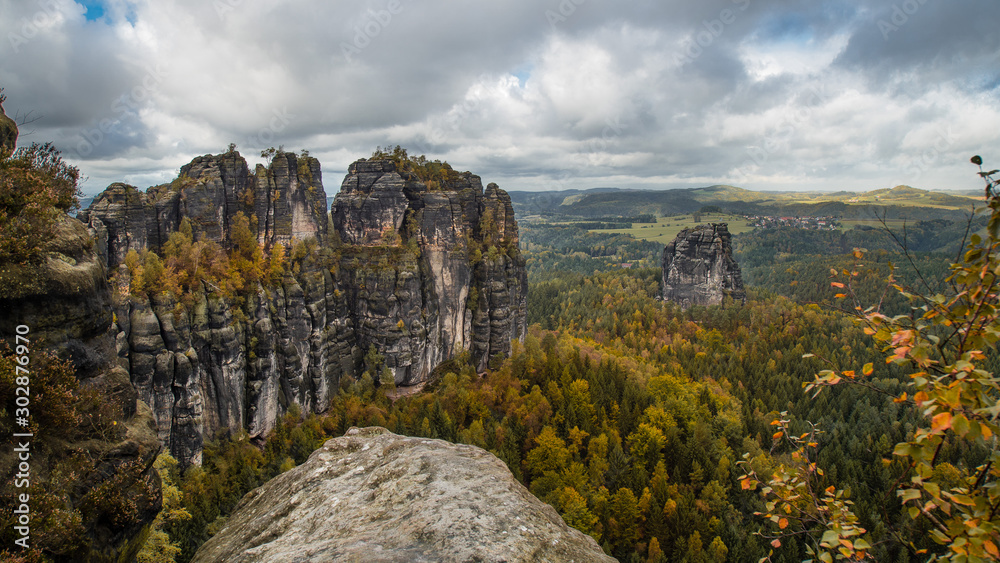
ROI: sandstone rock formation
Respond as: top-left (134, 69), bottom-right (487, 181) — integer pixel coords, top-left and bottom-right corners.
top-left (192, 427), bottom-right (614, 563)
top-left (0, 95), bottom-right (17, 152)
top-left (332, 159), bottom-right (527, 388)
top-left (661, 223), bottom-right (745, 308)
top-left (79, 153), bottom-right (527, 466)
top-left (0, 215), bottom-right (161, 562)
top-left (79, 150), bottom-right (326, 269)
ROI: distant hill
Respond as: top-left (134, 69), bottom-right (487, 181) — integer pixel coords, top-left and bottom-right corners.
top-left (511, 184), bottom-right (982, 221)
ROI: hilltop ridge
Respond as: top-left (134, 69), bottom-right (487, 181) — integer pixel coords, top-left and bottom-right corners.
top-left (511, 184), bottom-right (979, 220)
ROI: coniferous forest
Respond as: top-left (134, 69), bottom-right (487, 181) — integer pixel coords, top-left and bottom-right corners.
top-left (150, 173), bottom-right (1000, 561)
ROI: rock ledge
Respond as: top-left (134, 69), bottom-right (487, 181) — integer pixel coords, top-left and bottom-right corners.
top-left (192, 427), bottom-right (614, 563)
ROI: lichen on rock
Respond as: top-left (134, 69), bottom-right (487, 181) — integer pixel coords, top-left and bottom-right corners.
top-left (191, 427), bottom-right (615, 563)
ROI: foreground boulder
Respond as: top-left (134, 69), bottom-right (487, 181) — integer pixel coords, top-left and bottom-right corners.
top-left (192, 427), bottom-right (614, 563)
top-left (661, 223), bottom-right (745, 307)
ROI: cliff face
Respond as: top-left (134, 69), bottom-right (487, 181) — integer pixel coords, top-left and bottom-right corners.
top-left (80, 151), bottom-right (327, 269)
top-left (191, 427), bottom-right (615, 563)
top-left (0, 99), bottom-right (17, 152)
top-left (332, 160), bottom-right (527, 385)
top-left (0, 215), bottom-right (161, 562)
top-left (80, 154), bottom-right (527, 466)
top-left (661, 223), bottom-right (746, 308)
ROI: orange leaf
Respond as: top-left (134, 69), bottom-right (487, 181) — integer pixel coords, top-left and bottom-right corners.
top-left (771, 539), bottom-right (782, 548)
top-left (740, 477), bottom-right (752, 490)
top-left (984, 540), bottom-right (999, 558)
top-left (862, 363), bottom-right (873, 376)
top-left (773, 431), bottom-right (784, 440)
top-left (831, 282), bottom-right (845, 288)
top-left (932, 412), bottom-right (952, 432)
top-left (778, 517), bottom-right (789, 529)
top-left (834, 293), bottom-right (847, 299)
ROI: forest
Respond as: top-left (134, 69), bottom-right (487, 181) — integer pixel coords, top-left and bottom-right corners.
top-left (158, 180), bottom-right (1000, 562)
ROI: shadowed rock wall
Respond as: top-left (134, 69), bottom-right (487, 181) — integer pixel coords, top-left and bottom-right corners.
top-left (661, 223), bottom-right (745, 308)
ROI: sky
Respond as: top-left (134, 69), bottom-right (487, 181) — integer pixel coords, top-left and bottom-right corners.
top-left (1, 0), bottom-right (998, 198)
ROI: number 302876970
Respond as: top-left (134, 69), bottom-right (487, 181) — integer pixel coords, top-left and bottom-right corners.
top-left (13, 325), bottom-right (31, 423)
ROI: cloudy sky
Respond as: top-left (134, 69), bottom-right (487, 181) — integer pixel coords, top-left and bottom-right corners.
top-left (1, 0), bottom-right (998, 197)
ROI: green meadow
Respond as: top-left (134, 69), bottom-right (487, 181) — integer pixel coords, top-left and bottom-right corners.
top-left (592, 214), bottom-right (753, 245)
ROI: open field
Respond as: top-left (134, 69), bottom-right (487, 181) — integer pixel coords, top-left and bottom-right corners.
top-left (593, 214), bottom-right (753, 245)
top-left (837, 218), bottom-right (909, 231)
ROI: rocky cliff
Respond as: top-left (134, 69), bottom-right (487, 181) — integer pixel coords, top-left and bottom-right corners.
top-left (661, 223), bottom-right (746, 307)
top-left (0, 215), bottom-right (161, 562)
top-left (331, 159), bottom-right (526, 388)
top-left (191, 427), bottom-right (614, 563)
top-left (79, 150), bottom-right (327, 269)
top-left (79, 153), bottom-right (527, 466)
top-left (0, 96), bottom-right (16, 152)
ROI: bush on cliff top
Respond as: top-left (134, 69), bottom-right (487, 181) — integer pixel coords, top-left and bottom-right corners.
top-left (0, 143), bottom-right (81, 264)
top-left (369, 145), bottom-right (463, 189)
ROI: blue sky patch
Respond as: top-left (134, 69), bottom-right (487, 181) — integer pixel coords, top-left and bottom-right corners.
top-left (77, 1), bottom-right (105, 21)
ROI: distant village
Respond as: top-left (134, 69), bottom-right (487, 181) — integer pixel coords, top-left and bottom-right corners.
top-left (746, 215), bottom-right (840, 230)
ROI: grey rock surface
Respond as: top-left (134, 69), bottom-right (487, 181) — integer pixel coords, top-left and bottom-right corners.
top-left (661, 223), bottom-right (746, 308)
top-left (80, 155), bottom-right (527, 467)
top-left (79, 151), bottom-right (327, 268)
top-left (192, 427), bottom-right (614, 563)
top-left (0, 97), bottom-right (18, 152)
top-left (0, 214), bottom-right (161, 563)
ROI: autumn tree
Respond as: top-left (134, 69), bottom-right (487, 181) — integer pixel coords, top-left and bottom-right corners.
top-left (741, 157), bottom-right (1000, 561)
top-left (0, 142), bottom-right (80, 263)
